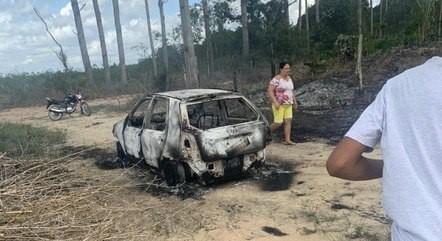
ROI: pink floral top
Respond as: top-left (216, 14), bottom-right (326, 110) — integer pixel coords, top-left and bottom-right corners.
top-left (269, 76), bottom-right (294, 105)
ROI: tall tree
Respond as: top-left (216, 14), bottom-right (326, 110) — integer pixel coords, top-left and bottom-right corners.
top-left (241, 0), bottom-right (250, 66)
top-left (144, 0), bottom-right (158, 79)
top-left (158, 0), bottom-right (169, 89)
top-left (179, 0), bottom-right (199, 88)
top-left (71, 0), bottom-right (94, 85)
top-left (305, 0), bottom-right (310, 52)
top-left (202, 0), bottom-right (215, 78)
top-left (282, 0), bottom-right (290, 25)
top-left (92, 0), bottom-right (111, 86)
top-left (370, 0), bottom-right (373, 36)
top-left (298, 0), bottom-right (303, 30)
top-left (439, 0), bottom-right (442, 37)
top-left (379, 0), bottom-right (383, 37)
top-left (356, 0), bottom-right (363, 89)
top-left (416, 0), bottom-right (437, 43)
top-left (315, 0), bottom-right (320, 24)
top-left (112, 0), bottom-right (128, 84)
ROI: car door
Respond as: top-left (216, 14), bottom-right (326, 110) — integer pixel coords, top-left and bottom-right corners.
top-left (123, 97), bottom-right (152, 158)
top-left (140, 96), bottom-right (169, 168)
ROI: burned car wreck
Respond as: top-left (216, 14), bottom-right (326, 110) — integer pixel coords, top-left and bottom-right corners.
top-left (113, 89), bottom-right (270, 185)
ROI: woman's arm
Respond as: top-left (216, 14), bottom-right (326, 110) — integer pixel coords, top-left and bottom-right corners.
top-left (267, 84), bottom-right (279, 108)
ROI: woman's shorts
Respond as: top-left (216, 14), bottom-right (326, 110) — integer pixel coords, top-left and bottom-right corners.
top-left (272, 104), bottom-right (293, 124)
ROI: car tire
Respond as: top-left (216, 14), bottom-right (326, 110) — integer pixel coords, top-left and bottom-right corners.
top-left (163, 160), bottom-right (186, 186)
top-left (116, 142), bottom-right (128, 168)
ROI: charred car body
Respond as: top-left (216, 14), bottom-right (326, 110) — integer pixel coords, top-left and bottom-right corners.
top-left (113, 89), bottom-right (270, 185)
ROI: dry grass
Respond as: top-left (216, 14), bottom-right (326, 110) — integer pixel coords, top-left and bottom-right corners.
top-left (0, 146), bottom-right (213, 241)
top-left (0, 149), bottom-right (150, 241)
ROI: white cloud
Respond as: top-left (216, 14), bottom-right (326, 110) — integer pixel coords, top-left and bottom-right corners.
top-left (129, 18), bottom-right (139, 27)
top-left (52, 25), bottom-right (75, 41)
top-left (22, 57), bottom-right (33, 64)
top-left (0, 13), bottom-right (12, 24)
top-left (60, 3), bottom-right (71, 17)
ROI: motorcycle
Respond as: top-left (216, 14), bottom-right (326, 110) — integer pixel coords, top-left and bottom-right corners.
top-left (45, 93), bottom-right (91, 121)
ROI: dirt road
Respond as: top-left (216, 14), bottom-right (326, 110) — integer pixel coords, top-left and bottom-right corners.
top-left (0, 96), bottom-right (389, 241)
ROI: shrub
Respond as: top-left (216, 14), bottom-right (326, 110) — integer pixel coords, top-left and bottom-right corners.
top-left (0, 123), bottom-right (65, 158)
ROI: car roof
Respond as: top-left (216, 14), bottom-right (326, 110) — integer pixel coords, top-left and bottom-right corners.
top-left (155, 89), bottom-right (235, 101)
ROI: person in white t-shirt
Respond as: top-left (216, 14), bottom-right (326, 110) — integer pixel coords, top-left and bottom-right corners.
top-left (326, 57), bottom-right (442, 241)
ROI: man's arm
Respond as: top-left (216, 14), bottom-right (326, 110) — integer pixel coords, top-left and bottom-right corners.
top-left (326, 137), bottom-right (383, 181)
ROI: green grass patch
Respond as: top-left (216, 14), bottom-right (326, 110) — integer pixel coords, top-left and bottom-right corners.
top-left (0, 123), bottom-right (66, 158)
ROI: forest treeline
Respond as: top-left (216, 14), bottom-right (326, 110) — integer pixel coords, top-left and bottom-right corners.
top-left (0, 0), bottom-right (441, 107)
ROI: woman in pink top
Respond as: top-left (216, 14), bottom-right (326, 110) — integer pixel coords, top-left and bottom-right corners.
top-left (267, 62), bottom-right (298, 145)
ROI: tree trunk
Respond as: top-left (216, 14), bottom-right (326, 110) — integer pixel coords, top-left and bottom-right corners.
top-left (283, 0), bottom-right (290, 25)
top-left (144, 0), bottom-right (158, 80)
top-left (305, 0), bottom-right (310, 52)
top-left (202, 0), bottom-right (214, 78)
top-left (370, 0), bottom-right (373, 36)
top-left (92, 0), bottom-right (111, 87)
top-left (379, 0), bottom-right (383, 38)
top-left (179, 0), bottom-right (199, 88)
top-left (315, 0), bottom-right (320, 24)
top-left (439, 0), bottom-right (442, 37)
top-left (112, 0), bottom-right (128, 84)
top-left (298, 0), bottom-right (303, 31)
top-left (71, 0), bottom-right (94, 85)
top-left (158, 0), bottom-right (169, 89)
top-left (241, 0), bottom-right (250, 67)
top-left (356, 0), bottom-right (363, 90)
top-left (33, 7), bottom-right (69, 72)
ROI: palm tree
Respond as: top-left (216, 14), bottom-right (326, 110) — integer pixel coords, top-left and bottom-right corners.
top-left (315, 0), bottom-right (320, 24)
top-left (71, 0), bottom-right (94, 85)
top-left (179, 0), bottom-right (199, 88)
top-left (356, 0), bottom-right (363, 89)
top-left (305, 0), bottom-right (310, 52)
top-left (241, 0), bottom-right (250, 66)
top-left (158, 0), bottom-right (169, 89)
top-left (202, 0), bottom-right (215, 78)
top-left (370, 0), bottom-right (373, 36)
top-left (144, 0), bottom-right (158, 79)
top-left (439, 0), bottom-right (442, 37)
top-left (112, 0), bottom-right (128, 84)
top-left (92, 0), bottom-right (111, 86)
top-left (298, 0), bottom-right (302, 31)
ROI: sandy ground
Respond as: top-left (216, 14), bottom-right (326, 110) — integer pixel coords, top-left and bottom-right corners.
top-left (0, 96), bottom-right (390, 241)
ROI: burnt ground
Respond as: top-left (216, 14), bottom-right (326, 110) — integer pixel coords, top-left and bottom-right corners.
top-left (0, 96), bottom-right (390, 241)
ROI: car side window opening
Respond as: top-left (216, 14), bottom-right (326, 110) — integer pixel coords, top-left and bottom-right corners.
top-left (128, 98), bottom-right (151, 128)
top-left (147, 97), bottom-right (168, 131)
top-left (186, 97), bottom-right (257, 130)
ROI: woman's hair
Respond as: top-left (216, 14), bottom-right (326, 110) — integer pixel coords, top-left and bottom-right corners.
top-left (279, 62), bottom-right (290, 70)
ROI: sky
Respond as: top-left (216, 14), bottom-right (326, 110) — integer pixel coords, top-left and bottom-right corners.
top-left (0, 0), bottom-right (381, 75)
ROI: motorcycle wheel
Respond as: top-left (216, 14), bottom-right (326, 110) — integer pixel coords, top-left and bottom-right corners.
top-left (48, 109), bottom-right (63, 121)
top-left (80, 102), bottom-right (91, 116)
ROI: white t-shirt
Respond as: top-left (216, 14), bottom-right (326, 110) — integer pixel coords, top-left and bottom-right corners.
top-left (346, 57), bottom-right (442, 241)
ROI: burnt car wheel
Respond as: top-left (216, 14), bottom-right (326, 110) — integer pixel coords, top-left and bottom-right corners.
top-left (116, 142), bottom-right (128, 168)
top-left (163, 161), bottom-right (186, 186)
